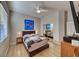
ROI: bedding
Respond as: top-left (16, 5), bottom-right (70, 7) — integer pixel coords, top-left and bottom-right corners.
top-left (27, 40), bottom-right (34, 48)
top-left (40, 36), bottom-right (47, 40)
top-left (23, 34), bottom-right (47, 49)
top-left (23, 34), bottom-right (33, 39)
top-left (24, 38), bottom-right (48, 52)
top-left (23, 34), bottom-right (41, 42)
top-left (28, 36), bottom-right (40, 43)
top-left (28, 39), bottom-right (48, 52)
top-left (24, 37), bottom-right (34, 49)
top-left (22, 31), bottom-right (49, 56)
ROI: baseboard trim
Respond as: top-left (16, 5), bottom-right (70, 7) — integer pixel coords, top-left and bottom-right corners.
top-left (5, 44), bottom-right (9, 57)
top-left (10, 42), bottom-right (16, 46)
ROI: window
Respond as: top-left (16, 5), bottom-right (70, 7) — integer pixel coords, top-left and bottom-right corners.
top-left (46, 24), bottom-right (53, 31)
top-left (0, 3), bottom-right (8, 42)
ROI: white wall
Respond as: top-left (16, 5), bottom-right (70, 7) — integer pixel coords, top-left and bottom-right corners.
top-left (41, 10), bottom-right (59, 42)
top-left (10, 11), bottom-right (40, 45)
top-left (41, 10), bottom-right (65, 43)
top-left (59, 10), bottom-right (65, 41)
top-left (67, 10), bottom-right (76, 35)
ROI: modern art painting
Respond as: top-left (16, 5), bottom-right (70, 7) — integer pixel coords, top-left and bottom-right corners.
top-left (24, 19), bottom-right (34, 30)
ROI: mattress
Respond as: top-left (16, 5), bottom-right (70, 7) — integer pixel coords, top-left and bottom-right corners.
top-left (24, 39), bottom-right (48, 52)
top-left (28, 40), bottom-right (48, 52)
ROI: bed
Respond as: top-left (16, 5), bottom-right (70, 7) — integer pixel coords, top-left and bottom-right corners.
top-left (22, 31), bottom-right (49, 57)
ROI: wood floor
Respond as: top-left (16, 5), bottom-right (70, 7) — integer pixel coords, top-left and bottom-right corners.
top-left (7, 40), bottom-right (61, 57)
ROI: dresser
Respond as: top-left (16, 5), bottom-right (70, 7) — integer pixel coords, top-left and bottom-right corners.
top-left (61, 41), bottom-right (79, 57)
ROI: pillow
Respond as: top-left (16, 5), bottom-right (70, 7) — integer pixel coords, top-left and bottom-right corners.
top-left (23, 34), bottom-right (32, 39)
top-left (29, 35), bottom-right (41, 43)
top-left (24, 35), bottom-right (41, 43)
top-left (31, 34), bottom-right (35, 36)
top-left (23, 34), bottom-right (32, 41)
top-left (40, 37), bottom-right (46, 40)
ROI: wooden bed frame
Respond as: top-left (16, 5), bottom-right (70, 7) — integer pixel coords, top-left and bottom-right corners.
top-left (22, 30), bottom-right (49, 57)
top-left (22, 30), bottom-right (35, 36)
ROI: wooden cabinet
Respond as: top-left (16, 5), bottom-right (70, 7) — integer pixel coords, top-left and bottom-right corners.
top-left (61, 41), bottom-right (79, 57)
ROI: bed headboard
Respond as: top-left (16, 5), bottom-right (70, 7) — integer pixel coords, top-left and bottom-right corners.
top-left (22, 31), bottom-right (35, 36)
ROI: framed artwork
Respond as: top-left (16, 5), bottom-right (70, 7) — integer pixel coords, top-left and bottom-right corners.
top-left (24, 19), bottom-right (34, 30)
top-left (46, 24), bottom-right (53, 31)
top-left (46, 24), bottom-right (50, 30)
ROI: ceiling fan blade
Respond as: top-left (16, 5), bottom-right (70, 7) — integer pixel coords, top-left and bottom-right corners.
top-left (35, 6), bottom-right (48, 13)
top-left (35, 6), bottom-right (40, 10)
top-left (40, 9), bottom-right (48, 12)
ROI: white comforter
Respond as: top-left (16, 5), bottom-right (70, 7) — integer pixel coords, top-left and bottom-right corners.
top-left (23, 34), bottom-right (48, 51)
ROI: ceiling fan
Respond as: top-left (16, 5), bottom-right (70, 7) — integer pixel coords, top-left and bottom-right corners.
top-left (35, 6), bottom-right (48, 13)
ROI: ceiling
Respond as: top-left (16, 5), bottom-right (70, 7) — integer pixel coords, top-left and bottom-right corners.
top-left (7, 1), bottom-right (79, 18)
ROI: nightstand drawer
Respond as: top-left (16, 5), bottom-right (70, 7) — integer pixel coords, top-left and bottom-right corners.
top-left (16, 37), bottom-right (23, 44)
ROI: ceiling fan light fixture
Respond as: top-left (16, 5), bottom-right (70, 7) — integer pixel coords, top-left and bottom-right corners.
top-left (36, 10), bottom-right (41, 13)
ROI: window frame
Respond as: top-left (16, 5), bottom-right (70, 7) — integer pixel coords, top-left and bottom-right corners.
top-left (0, 3), bottom-right (8, 43)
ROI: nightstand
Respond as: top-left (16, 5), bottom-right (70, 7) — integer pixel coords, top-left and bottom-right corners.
top-left (16, 37), bottom-right (23, 44)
